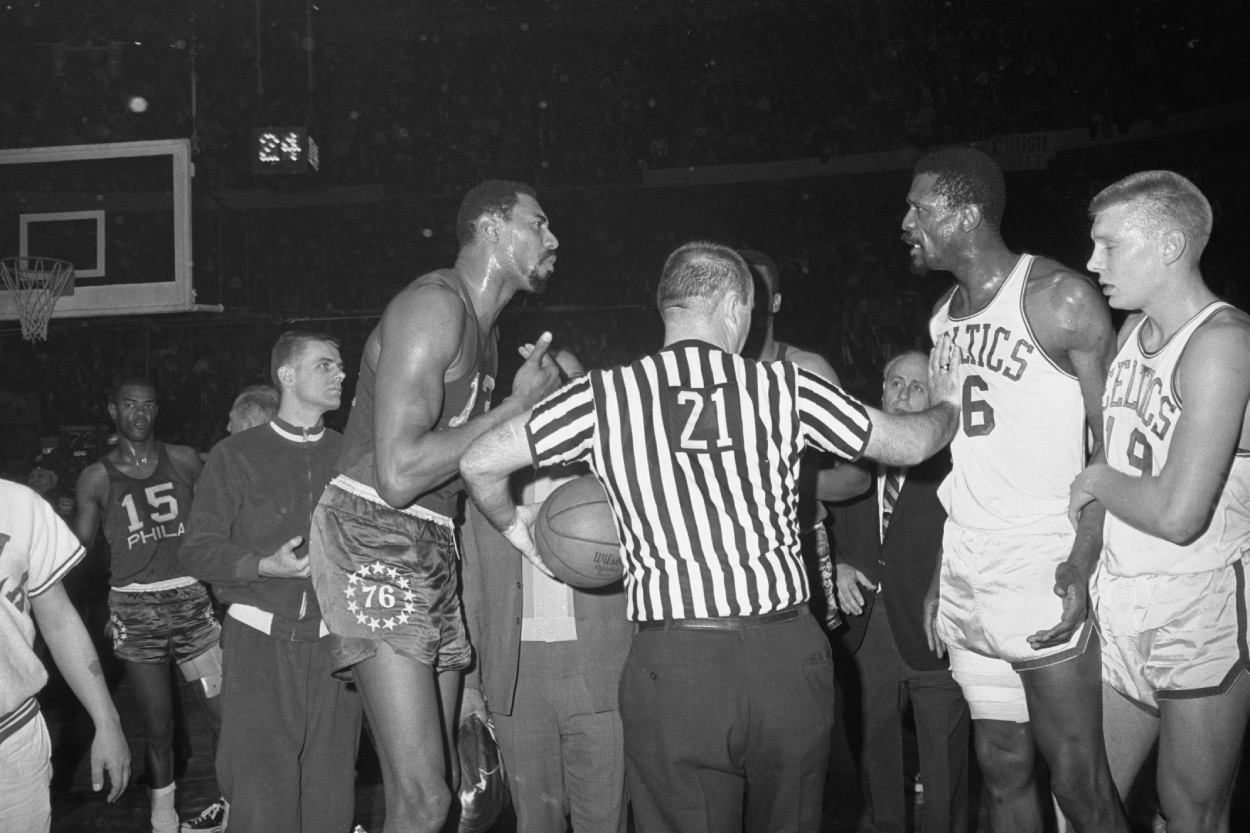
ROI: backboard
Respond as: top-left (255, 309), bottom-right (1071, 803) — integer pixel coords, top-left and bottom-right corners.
top-left (0, 139), bottom-right (200, 319)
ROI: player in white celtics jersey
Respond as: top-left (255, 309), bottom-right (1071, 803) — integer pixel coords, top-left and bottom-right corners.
top-left (1071, 171), bottom-right (1250, 833)
top-left (908, 147), bottom-right (1129, 832)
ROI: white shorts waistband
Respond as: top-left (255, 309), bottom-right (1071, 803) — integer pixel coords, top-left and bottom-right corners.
top-left (112, 576), bottom-right (200, 593)
top-left (330, 475), bottom-right (455, 527)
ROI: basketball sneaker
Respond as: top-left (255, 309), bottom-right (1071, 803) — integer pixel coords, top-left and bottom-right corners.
top-left (180, 799), bottom-right (227, 833)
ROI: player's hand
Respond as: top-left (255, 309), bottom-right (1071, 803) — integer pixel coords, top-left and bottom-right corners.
top-left (1068, 464), bottom-right (1104, 530)
top-left (461, 686), bottom-right (489, 723)
top-left (259, 535), bottom-right (310, 579)
top-left (835, 563), bottom-right (875, 616)
top-left (91, 719), bottom-right (131, 802)
top-left (510, 331), bottom-right (561, 410)
top-left (504, 503), bottom-right (555, 579)
top-left (922, 581), bottom-right (946, 658)
top-left (1027, 561), bottom-right (1087, 650)
top-left (926, 334), bottom-right (963, 410)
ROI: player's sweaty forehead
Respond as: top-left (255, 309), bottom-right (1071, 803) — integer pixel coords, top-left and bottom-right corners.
top-left (115, 385), bottom-right (157, 406)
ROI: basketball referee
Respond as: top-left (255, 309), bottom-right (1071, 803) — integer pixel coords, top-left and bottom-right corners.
top-left (462, 241), bottom-right (962, 831)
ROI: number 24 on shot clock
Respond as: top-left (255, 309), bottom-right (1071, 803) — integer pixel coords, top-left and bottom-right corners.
top-left (252, 127), bottom-right (320, 174)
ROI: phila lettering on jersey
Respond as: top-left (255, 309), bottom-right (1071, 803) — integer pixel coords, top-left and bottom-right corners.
top-left (1103, 302), bottom-right (1250, 577)
top-left (100, 442), bottom-right (195, 586)
top-left (929, 254), bottom-right (1086, 529)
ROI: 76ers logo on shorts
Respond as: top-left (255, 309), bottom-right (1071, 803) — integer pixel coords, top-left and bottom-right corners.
top-left (344, 561), bottom-right (417, 631)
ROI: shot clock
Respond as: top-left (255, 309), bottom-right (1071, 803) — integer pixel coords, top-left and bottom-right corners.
top-left (252, 127), bottom-right (320, 174)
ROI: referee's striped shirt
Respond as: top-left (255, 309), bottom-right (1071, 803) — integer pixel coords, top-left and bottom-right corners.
top-left (526, 339), bottom-right (873, 622)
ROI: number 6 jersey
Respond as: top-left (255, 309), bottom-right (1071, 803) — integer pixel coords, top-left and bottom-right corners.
top-left (100, 442), bottom-right (195, 586)
top-left (1102, 302), bottom-right (1250, 577)
top-left (929, 254), bottom-right (1087, 530)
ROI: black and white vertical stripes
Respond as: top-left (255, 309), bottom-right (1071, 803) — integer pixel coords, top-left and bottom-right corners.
top-left (527, 340), bottom-right (873, 621)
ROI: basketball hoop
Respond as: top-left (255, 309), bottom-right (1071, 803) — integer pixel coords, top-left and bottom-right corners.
top-left (0, 257), bottom-right (76, 342)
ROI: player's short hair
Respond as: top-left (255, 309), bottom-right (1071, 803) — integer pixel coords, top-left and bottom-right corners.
top-left (1088, 170), bottom-right (1213, 257)
top-left (111, 376), bottom-right (156, 404)
top-left (230, 384), bottom-right (280, 427)
top-left (657, 241), bottom-right (752, 314)
top-left (739, 249), bottom-right (780, 297)
top-left (270, 331), bottom-right (340, 389)
top-left (456, 180), bottom-right (538, 247)
top-left (914, 147), bottom-right (1007, 230)
top-left (883, 350), bottom-right (928, 381)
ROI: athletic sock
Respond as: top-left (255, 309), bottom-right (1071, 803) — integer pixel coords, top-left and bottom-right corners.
top-left (150, 782), bottom-right (178, 833)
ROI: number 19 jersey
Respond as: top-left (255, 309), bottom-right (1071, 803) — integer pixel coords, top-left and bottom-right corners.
top-left (101, 442), bottom-right (195, 586)
top-left (929, 254), bottom-right (1086, 530)
top-left (1102, 303), bottom-right (1250, 577)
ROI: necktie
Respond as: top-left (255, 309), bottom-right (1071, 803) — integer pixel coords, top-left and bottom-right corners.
top-left (881, 468), bottom-right (902, 538)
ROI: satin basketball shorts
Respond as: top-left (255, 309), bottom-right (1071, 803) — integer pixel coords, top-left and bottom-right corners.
top-left (107, 582), bottom-right (221, 673)
top-left (1092, 554), bottom-right (1250, 712)
top-left (310, 481), bottom-right (472, 679)
top-left (937, 515), bottom-right (1091, 669)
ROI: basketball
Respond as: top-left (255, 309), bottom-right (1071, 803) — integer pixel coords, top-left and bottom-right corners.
top-left (534, 476), bottom-right (624, 589)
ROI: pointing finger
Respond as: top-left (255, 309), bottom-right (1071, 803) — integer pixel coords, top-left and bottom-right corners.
top-left (525, 332), bottom-right (554, 365)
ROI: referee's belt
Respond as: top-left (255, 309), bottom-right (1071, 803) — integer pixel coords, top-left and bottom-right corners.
top-left (637, 604), bottom-right (806, 633)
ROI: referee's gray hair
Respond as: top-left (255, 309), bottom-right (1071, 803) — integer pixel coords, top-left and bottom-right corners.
top-left (230, 384), bottom-right (279, 426)
top-left (1089, 171), bottom-right (1213, 257)
top-left (657, 241), bottom-right (752, 313)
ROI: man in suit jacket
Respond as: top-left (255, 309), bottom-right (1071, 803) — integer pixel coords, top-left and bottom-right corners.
top-left (460, 351), bottom-right (633, 833)
top-left (832, 351), bottom-right (971, 833)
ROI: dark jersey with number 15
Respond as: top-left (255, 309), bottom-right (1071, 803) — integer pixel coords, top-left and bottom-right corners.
top-left (100, 442), bottom-right (195, 587)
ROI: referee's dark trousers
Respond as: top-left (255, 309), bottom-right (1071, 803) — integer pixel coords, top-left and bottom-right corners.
top-left (620, 604), bottom-right (834, 832)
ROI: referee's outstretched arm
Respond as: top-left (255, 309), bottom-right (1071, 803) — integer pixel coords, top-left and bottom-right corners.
top-left (858, 335), bottom-right (963, 467)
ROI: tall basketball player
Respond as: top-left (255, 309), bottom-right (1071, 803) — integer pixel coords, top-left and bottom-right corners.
top-left (308, 180), bottom-right (561, 832)
top-left (75, 379), bottom-right (224, 833)
top-left (1071, 171), bottom-right (1250, 832)
top-left (910, 148), bottom-right (1129, 832)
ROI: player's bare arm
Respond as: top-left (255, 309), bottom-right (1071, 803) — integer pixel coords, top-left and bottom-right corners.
top-left (817, 465), bottom-right (873, 502)
top-left (788, 348), bottom-right (838, 383)
top-left (922, 548), bottom-right (945, 658)
top-left (1070, 309), bottom-right (1250, 542)
top-left (1026, 264), bottom-right (1116, 648)
top-left (33, 581), bottom-right (131, 801)
top-left (372, 281), bottom-right (557, 508)
top-left (166, 443), bottom-right (204, 484)
top-left (73, 461), bottom-right (110, 547)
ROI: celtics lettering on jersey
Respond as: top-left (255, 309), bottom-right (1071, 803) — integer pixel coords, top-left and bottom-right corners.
top-left (928, 254), bottom-right (1086, 529)
top-left (932, 320), bottom-right (1034, 439)
top-left (1102, 357), bottom-right (1177, 477)
top-left (117, 481), bottom-right (186, 550)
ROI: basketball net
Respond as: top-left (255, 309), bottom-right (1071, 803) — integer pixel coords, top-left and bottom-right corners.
top-left (0, 257), bottom-right (75, 342)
